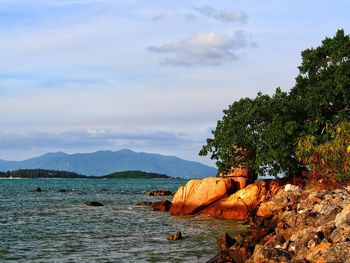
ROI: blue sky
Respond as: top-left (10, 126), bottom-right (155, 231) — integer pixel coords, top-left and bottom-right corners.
top-left (0, 0), bottom-right (349, 165)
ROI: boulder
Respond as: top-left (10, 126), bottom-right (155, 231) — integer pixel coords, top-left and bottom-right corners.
top-left (167, 231), bottom-right (182, 241)
top-left (84, 201), bottom-right (104, 206)
top-left (207, 250), bottom-right (243, 263)
top-left (200, 180), bottom-right (282, 220)
top-left (217, 233), bottom-right (236, 250)
top-left (151, 199), bottom-right (172, 212)
top-left (170, 177), bottom-right (239, 215)
top-left (221, 168), bottom-right (258, 189)
top-left (146, 190), bottom-right (173, 196)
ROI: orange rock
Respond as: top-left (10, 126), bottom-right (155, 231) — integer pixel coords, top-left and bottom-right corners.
top-left (305, 243), bottom-right (332, 262)
top-left (170, 177), bottom-right (238, 215)
top-left (219, 167), bottom-right (257, 181)
top-left (200, 180), bottom-right (282, 220)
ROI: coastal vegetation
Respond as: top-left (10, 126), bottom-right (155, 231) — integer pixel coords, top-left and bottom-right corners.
top-left (0, 169), bottom-right (170, 179)
top-left (200, 29), bottom-right (350, 185)
top-left (102, 170), bottom-right (170, 179)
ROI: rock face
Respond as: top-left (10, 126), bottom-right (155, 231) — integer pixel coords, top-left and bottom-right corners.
top-left (208, 185), bottom-right (350, 262)
top-left (171, 178), bottom-right (282, 220)
top-left (200, 180), bottom-right (282, 220)
top-left (146, 190), bottom-right (173, 196)
top-left (170, 177), bottom-right (239, 215)
top-left (151, 199), bottom-right (172, 212)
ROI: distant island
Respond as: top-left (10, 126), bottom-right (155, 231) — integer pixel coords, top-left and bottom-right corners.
top-left (102, 170), bottom-right (170, 179)
top-left (0, 169), bottom-right (171, 179)
top-left (0, 149), bottom-right (217, 178)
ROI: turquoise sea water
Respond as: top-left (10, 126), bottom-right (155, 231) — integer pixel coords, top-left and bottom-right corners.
top-left (0, 179), bottom-right (246, 262)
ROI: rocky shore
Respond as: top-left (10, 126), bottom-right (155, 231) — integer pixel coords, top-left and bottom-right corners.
top-left (210, 184), bottom-right (350, 262)
top-left (146, 170), bottom-right (350, 262)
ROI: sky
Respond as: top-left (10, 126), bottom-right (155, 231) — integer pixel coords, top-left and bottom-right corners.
top-left (0, 0), bottom-right (349, 166)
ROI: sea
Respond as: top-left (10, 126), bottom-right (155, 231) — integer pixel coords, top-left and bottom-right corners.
top-left (0, 179), bottom-right (246, 263)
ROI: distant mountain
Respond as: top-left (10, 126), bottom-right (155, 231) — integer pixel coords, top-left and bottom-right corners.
top-left (0, 149), bottom-right (217, 178)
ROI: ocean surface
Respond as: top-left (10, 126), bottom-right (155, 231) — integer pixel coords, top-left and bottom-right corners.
top-left (0, 179), bottom-right (246, 262)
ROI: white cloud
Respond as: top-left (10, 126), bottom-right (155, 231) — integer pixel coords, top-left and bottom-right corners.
top-left (194, 6), bottom-right (247, 23)
top-left (148, 31), bottom-right (249, 66)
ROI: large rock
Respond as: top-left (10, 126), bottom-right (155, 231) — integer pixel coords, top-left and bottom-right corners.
top-left (200, 180), bottom-right (282, 220)
top-left (170, 177), bottom-right (239, 215)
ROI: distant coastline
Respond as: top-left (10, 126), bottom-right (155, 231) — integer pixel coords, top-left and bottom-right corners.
top-left (0, 169), bottom-right (172, 179)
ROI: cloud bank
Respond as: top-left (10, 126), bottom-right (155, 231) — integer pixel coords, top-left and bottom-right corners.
top-left (194, 6), bottom-right (247, 23)
top-left (148, 31), bottom-right (249, 66)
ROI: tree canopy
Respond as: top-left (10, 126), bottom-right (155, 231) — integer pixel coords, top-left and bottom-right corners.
top-left (200, 29), bottom-right (350, 180)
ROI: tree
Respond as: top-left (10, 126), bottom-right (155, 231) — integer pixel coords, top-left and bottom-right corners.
top-left (290, 29), bottom-right (350, 134)
top-left (201, 29), bottom-right (350, 179)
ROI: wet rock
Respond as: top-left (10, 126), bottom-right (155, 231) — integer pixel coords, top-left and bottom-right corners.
top-left (135, 201), bottom-right (152, 206)
top-left (84, 201), bottom-right (104, 206)
top-left (217, 233), bottom-right (236, 250)
top-left (57, 189), bottom-right (69, 192)
top-left (151, 199), bottom-right (172, 212)
top-left (167, 231), bottom-right (182, 241)
top-left (146, 190), bottom-right (173, 196)
top-left (248, 246), bottom-right (292, 263)
top-left (31, 187), bottom-right (42, 192)
top-left (207, 250), bottom-right (243, 263)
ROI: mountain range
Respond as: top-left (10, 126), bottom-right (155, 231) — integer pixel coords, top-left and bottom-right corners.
top-left (0, 149), bottom-right (217, 178)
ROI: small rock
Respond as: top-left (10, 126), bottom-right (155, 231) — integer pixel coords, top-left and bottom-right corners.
top-left (31, 187), bottom-right (42, 192)
top-left (146, 190), bottom-right (173, 196)
top-left (207, 250), bottom-right (241, 263)
top-left (57, 189), bottom-right (69, 192)
top-left (151, 200), bottom-right (172, 212)
top-left (305, 242), bottom-right (332, 262)
top-left (217, 233), bottom-right (236, 250)
top-left (167, 231), bottom-right (182, 241)
top-left (84, 201), bottom-right (104, 206)
top-left (284, 184), bottom-right (300, 192)
top-left (335, 204), bottom-right (350, 228)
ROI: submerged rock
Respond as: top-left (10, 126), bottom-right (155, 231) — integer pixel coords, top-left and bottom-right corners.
top-left (135, 201), bottom-right (152, 206)
top-left (217, 233), bottom-right (236, 250)
top-left (84, 201), bottom-right (104, 207)
top-left (31, 187), bottom-right (42, 192)
top-left (57, 189), bottom-right (69, 192)
top-left (167, 231), bottom-right (182, 241)
top-left (146, 190), bottom-right (173, 196)
top-left (151, 199), bottom-right (172, 212)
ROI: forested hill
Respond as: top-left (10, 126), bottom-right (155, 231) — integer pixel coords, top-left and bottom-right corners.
top-left (101, 170), bottom-right (170, 179)
top-left (0, 169), bottom-right (171, 179)
top-left (0, 169), bottom-right (85, 179)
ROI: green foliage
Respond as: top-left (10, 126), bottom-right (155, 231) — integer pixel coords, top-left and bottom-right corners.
top-left (296, 122), bottom-right (350, 183)
top-left (201, 29), bottom-right (350, 179)
top-left (102, 170), bottom-right (169, 179)
top-left (0, 169), bottom-right (84, 178)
